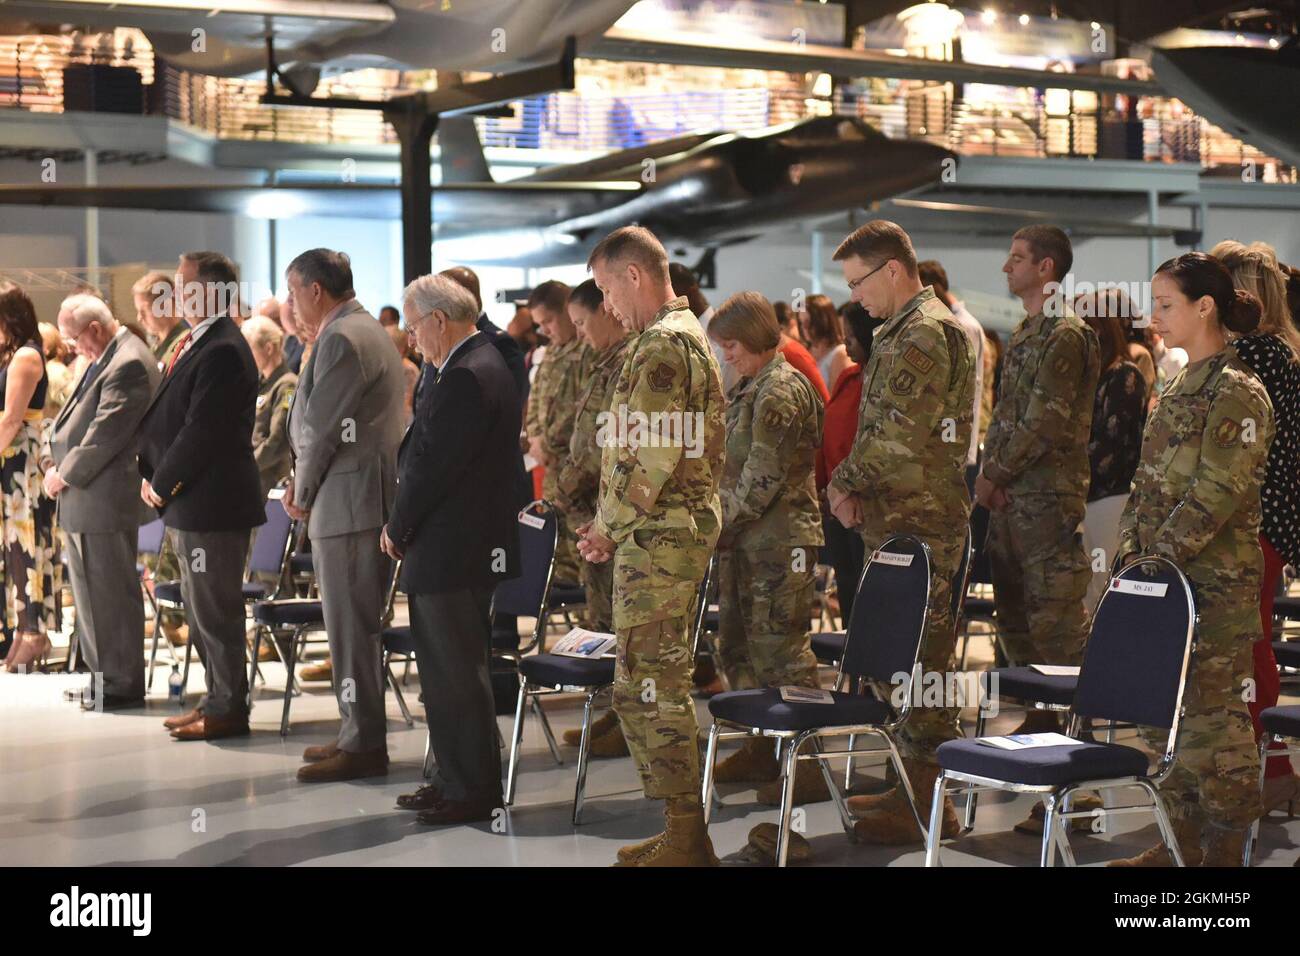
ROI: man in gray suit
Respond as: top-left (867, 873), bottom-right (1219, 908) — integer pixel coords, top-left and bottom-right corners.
top-left (284, 248), bottom-right (405, 782)
top-left (42, 294), bottom-right (160, 709)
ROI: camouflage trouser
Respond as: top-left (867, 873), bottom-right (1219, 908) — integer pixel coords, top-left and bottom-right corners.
top-left (862, 529), bottom-right (965, 764)
top-left (987, 493), bottom-right (1090, 667)
top-left (1139, 599), bottom-right (1262, 834)
top-left (716, 545), bottom-right (818, 691)
top-left (543, 477), bottom-right (581, 585)
top-left (579, 550), bottom-right (614, 632)
top-left (613, 615), bottom-right (701, 799)
top-left (143, 546), bottom-right (185, 628)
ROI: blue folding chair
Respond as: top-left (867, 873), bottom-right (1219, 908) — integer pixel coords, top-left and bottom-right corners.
top-left (1246, 704), bottom-right (1300, 865)
top-left (703, 534), bottom-right (934, 866)
top-left (926, 556), bottom-right (1198, 867)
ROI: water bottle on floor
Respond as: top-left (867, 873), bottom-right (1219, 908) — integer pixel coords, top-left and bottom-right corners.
top-left (168, 664), bottom-right (183, 703)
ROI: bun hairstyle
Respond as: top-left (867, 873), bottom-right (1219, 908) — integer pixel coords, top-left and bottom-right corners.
top-left (1154, 252), bottom-right (1262, 336)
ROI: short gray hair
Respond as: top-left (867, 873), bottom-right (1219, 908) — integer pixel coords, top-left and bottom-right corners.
top-left (402, 273), bottom-right (478, 326)
top-left (59, 293), bottom-right (116, 333)
top-left (241, 315), bottom-right (283, 354)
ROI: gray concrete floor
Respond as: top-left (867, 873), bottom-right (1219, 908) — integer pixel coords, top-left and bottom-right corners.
top-left (2, 625), bottom-right (1298, 867)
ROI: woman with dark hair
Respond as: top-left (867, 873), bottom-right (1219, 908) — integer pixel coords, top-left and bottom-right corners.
top-left (1073, 293), bottom-right (1148, 611)
top-left (1113, 253), bottom-right (1271, 867)
top-left (799, 293), bottom-right (850, 392)
top-left (1213, 239), bottom-right (1300, 811)
top-left (0, 283), bottom-right (59, 671)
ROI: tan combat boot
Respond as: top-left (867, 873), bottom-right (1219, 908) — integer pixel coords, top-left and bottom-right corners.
top-left (588, 722), bottom-right (630, 757)
top-left (1108, 816), bottom-right (1202, 866)
top-left (852, 762), bottom-right (960, 845)
top-left (846, 786), bottom-right (900, 818)
top-left (562, 710), bottom-right (618, 747)
top-left (744, 822), bottom-right (813, 864)
top-left (713, 736), bottom-right (780, 784)
top-left (615, 798), bottom-right (719, 867)
top-left (1013, 792), bottom-right (1104, 835)
top-left (756, 761), bottom-right (832, 806)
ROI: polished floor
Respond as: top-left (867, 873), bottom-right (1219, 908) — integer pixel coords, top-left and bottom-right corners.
top-left (2, 629), bottom-right (1298, 867)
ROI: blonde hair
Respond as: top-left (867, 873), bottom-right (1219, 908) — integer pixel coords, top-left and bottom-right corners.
top-left (1211, 239), bottom-right (1300, 360)
top-left (240, 315), bottom-right (283, 355)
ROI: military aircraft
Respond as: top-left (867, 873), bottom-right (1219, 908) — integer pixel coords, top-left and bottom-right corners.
top-left (0, 115), bottom-right (958, 267)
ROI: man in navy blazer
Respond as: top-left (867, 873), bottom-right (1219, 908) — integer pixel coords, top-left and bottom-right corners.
top-left (382, 273), bottom-right (520, 825)
top-left (137, 251), bottom-right (264, 741)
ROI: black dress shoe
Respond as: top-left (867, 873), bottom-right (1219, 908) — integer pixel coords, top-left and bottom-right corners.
top-left (396, 784), bottom-right (445, 811)
top-left (415, 794), bottom-right (502, 826)
top-left (82, 695), bottom-right (145, 712)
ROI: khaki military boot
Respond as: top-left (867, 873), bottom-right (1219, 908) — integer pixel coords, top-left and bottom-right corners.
top-left (616, 831), bottom-right (665, 864)
top-left (852, 763), bottom-right (960, 845)
top-left (756, 761), bottom-right (832, 806)
top-left (1200, 826), bottom-right (1247, 867)
top-left (744, 822), bottom-right (813, 864)
top-left (563, 710), bottom-right (618, 747)
top-left (1108, 817), bottom-right (1202, 867)
top-left (615, 798), bottom-right (719, 867)
top-left (1013, 792), bottom-right (1104, 835)
top-left (847, 786), bottom-right (901, 818)
top-left (713, 737), bottom-right (780, 784)
top-left (587, 722), bottom-right (630, 758)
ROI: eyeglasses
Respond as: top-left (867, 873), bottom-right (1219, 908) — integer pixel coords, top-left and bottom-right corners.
top-left (846, 259), bottom-right (891, 291)
top-left (404, 310), bottom-right (436, 332)
top-left (64, 319), bottom-right (100, 345)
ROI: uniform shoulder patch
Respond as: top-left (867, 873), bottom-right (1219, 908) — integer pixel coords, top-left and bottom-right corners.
top-left (648, 361), bottom-right (677, 392)
top-left (761, 406), bottom-right (786, 430)
top-left (1212, 417), bottom-right (1242, 448)
top-left (902, 344), bottom-right (936, 375)
top-left (890, 368), bottom-right (917, 396)
top-left (1052, 354), bottom-right (1074, 376)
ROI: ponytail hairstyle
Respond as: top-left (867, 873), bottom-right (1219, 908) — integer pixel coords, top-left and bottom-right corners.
top-left (1154, 252), bottom-right (1262, 337)
top-left (1210, 239), bottom-right (1300, 361)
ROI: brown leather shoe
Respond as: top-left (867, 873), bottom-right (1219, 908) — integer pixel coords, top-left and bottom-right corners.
top-left (170, 713), bottom-right (250, 741)
top-left (163, 708), bottom-right (203, 731)
top-left (296, 748), bottom-right (388, 783)
top-left (300, 660), bottom-right (333, 682)
top-left (415, 795), bottom-right (501, 826)
top-left (396, 784), bottom-right (446, 811)
top-left (302, 742), bottom-right (341, 763)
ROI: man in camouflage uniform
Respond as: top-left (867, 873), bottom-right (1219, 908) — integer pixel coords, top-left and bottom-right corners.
top-left (976, 226), bottom-right (1100, 686)
top-left (1111, 259), bottom-right (1272, 866)
top-left (554, 279), bottom-right (632, 757)
top-left (579, 226), bottom-right (725, 867)
top-left (825, 221), bottom-right (976, 845)
top-left (525, 280), bottom-right (589, 585)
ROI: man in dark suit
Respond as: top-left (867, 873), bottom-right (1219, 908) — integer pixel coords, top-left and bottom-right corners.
top-left (137, 251), bottom-right (265, 741)
top-left (44, 294), bottom-right (160, 710)
top-left (381, 273), bottom-right (520, 825)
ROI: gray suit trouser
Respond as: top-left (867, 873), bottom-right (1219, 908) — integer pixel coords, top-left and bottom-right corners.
top-left (169, 528), bottom-right (250, 719)
top-left (312, 527), bottom-right (389, 753)
top-left (409, 586), bottom-right (502, 802)
top-left (65, 530), bottom-right (145, 700)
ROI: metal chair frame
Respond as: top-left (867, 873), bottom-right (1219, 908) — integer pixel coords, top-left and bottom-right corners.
top-left (925, 556), bottom-right (1198, 868)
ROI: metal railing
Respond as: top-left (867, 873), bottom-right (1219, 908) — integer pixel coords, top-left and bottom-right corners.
top-left (0, 31), bottom-right (1293, 182)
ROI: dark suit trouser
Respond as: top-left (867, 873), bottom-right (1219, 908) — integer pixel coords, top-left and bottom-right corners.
top-left (312, 528), bottom-right (389, 753)
top-left (409, 586), bottom-right (501, 802)
top-left (169, 528), bottom-right (250, 719)
top-left (66, 530), bottom-right (145, 700)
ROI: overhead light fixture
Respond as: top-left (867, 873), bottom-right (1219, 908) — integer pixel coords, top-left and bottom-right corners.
top-left (982, 8), bottom-right (998, 25)
top-left (1090, 20), bottom-right (1101, 30)
top-left (1018, 14), bottom-right (1030, 25)
top-left (1269, 36), bottom-right (1280, 48)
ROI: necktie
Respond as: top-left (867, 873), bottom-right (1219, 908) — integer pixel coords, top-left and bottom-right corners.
top-left (166, 329), bottom-right (194, 376)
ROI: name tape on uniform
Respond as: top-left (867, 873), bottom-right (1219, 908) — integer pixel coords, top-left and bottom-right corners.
top-left (517, 511), bottom-right (547, 530)
top-left (1111, 578), bottom-right (1168, 598)
top-left (871, 550), bottom-right (914, 568)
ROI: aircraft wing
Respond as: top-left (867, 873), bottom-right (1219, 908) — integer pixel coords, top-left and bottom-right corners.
top-left (0, 180), bottom-right (639, 225)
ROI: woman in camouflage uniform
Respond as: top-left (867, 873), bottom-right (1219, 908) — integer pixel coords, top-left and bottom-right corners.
top-left (705, 292), bottom-right (826, 797)
top-left (1114, 253), bottom-right (1272, 867)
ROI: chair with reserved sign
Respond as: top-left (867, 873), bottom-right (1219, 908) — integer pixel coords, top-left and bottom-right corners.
top-left (702, 534), bottom-right (934, 866)
top-left (926, 556), bottom-right (1198, 867)
top-left (505, 554), bottom-right (715, 825)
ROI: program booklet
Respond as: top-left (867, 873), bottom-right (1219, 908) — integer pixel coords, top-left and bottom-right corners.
top-left (551, 627), bottom-right (618, 660)
top-left (779, 686), bottom-right (835, 705)
top-left (977, 732), bottom-right (1085, 751)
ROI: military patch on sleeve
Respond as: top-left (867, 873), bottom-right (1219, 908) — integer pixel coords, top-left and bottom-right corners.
top-left (1052, 354), bottom-right (1074, 376)
top-left (902, 345), bottom-right (935, 375)
top-left (648, 361), bottom-right (677, 392)
top-left (761, 407), bottom-right (785, 430)
top-left (1212, 417), bottom-right (1242, 448)
top-left (890, 368), bottom-right (917, 396)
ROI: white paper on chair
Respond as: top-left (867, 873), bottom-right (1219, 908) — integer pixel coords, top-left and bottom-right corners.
top-left (779, 686), bottom-right (835, 705)
top-left (977, 732), bottom-right (1085, 750)
top-left (1030, 664), bottom-right (1081, 677)
top-left (551, 627), bottom-right (618, 659)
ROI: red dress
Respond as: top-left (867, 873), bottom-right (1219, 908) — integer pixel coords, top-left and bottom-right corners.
top-left (779, 339), bottom-right (829, 404)
top-left (816, 363), bottom-right (863, 491)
